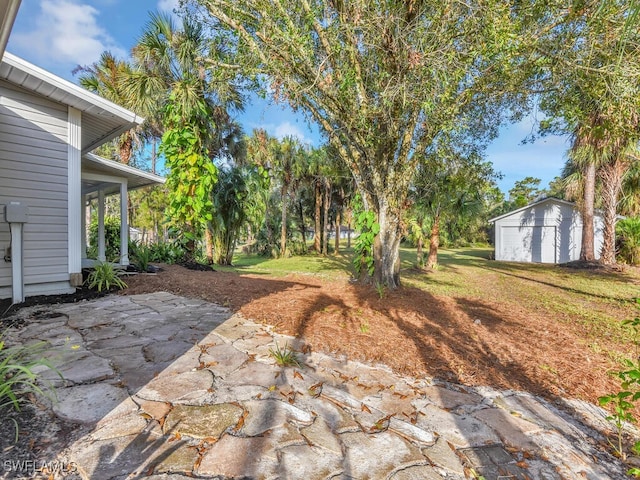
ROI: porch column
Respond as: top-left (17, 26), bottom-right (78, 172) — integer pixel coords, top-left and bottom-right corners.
top-left (81, 195), bottom-right (87, 261)
top-left (68, 106), bottom-right (82, 286)
top-left (97, 189), bottom-right (106, 262)
top-left (120, 180), bottom-right (129, 265)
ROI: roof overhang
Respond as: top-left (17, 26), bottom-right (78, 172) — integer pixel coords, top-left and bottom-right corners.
top-left (0, 52), bottom-right (144, 154)
top-left (0, 0), bottom-right (20, 60)
top-left (82, 153), bottom-right (165, 199)
top-left (488, 197), bottom-right (578, 223)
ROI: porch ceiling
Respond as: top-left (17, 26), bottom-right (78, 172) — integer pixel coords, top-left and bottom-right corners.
top-left (82, 153), bottom-right (165, 199)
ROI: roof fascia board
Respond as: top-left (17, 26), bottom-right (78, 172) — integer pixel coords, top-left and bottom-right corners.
top-left (83, 153), bottom-right (166, 184)
top-left (488, 197), bottom-right (576, 223)
top-left (2, 52), bottom-right (144, 124)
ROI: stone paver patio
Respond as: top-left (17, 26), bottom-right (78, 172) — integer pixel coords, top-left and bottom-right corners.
top-left (1, 292), bottom-right (633, 479)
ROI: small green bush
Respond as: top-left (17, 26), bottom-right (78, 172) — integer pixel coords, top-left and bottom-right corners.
top-left (148, 240), bottom-right (186, 264)
top-left (86, 261), bottom-right (127, 292)
top-left (269, 342), bottom-right (301, 368)
top-left (88, 216), bottom-right (121, 260)
top-left (617, 218), bottom-right (640, 265)
top-left (1, 336), bottom-right (59, 440)
top-left (129, 240), bottom-right (152, 272)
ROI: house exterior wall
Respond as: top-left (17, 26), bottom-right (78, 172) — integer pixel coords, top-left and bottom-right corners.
top-left (494, 199), bottom-right (604, 264)
top-left (0, 80), bottom-right (73, 298)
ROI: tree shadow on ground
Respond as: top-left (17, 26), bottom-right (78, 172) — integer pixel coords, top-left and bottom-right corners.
top-left (4, 268), bottom-right (323, 478)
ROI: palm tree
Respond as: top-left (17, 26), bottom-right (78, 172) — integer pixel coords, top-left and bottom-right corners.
top-left (76, 52), bottom-right (140, 164)
top-left (125, 11), bottom-right (244, 258)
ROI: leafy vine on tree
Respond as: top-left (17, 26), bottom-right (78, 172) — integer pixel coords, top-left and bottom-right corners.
top-left (159, 96), bottom-right (217, 251)
top-left (352, 195), bottom-right (379, 280)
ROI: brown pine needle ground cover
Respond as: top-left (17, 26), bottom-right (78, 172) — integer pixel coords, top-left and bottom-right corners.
top-left (123, 247), bottom-right (640, 409)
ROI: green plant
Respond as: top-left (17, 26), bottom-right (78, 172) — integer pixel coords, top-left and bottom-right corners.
top-left (86, 261), bottom-right (128, 292)
top-left (617, 218), bottom-right (640, 265)
top-left (374, 281), bottom-right (385, 299)
top-left (148, 240), bottom-right (186, 264)
top-left (359, 322), bottom-right (370, 334)
top-left (130, 241), bottom-right (152, 272)
top-left (0, 336), bottom-right (59, 440)
top-left (352, 195), bottom-right (379, 279)
top-left (269, 342), bottom-right (301, 368)
top-left (88, 216), bottom-right (121, 260)
top-left (599, 301), bottom-right (640, 465)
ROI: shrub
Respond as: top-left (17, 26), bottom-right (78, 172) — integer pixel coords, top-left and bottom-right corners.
top-left (129, 241), bottom-right (152, 272)
top-left (148, 240), bottom-right (186, 264)
top-left (88, 216), bottom-right (121, 261)
top-left (617, 218), bottom-right (640, 265)
top-left (86, 261), bottom-right (127, 292)
top-left (1, 336), bottom-right (59, 440)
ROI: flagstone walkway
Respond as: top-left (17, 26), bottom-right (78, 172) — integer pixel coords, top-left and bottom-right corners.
top-left (1, 292), bottom-right (633, 479)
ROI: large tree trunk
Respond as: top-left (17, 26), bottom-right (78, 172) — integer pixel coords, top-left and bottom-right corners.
top-left (322, 180), bottom-right (331, 255)
top-left (427, 214), bottom-right (440, 269)
top-left (416, 218), bottom-right (424, 266)
top-left (372, 201), bottom-right (402, 288)
top-left (314, 180), bottom-right (322, 253)
top-left (334, 209), bottom-right (341, 254)
top-left (599, 159), bottom-right (626, 265)
top-left (580, 162), bottom-right (596, 262)
top-left (297, 200), bottom-right (307, 253)
top-left (204, 226), bottom-right (214, 264)
top-left (280, 185), bottom-right (288, 257)
top-left (119, 131), bottom-right (133, 165)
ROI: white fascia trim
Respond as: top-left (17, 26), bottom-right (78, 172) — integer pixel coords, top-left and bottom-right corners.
top-left (488, 197), bottom-right (577, 224)
top-left (2, 52), bottom-right (145, 124)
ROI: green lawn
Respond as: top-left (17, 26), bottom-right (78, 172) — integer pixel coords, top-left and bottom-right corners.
top-left (219, 244), bottom-right (640, 352)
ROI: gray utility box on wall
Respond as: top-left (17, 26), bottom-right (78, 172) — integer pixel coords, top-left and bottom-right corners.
top-left (5, 201), bottom-right (29, 223)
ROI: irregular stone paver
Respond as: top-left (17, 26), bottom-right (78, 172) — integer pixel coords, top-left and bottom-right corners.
top-left (339, 430), bottom-right (428, 479)
top-left (423, 436), bottom-right (465, 475)
top-left (390, 465), bottom-right (448, 480)
top-left (163, 403), bottom-right (243, 439)
top-left (415, 404), bottom-right (501, 448)
top-left (52, 383), bottom-right (130, 424)
top-left (301, 417), bottom-right (343, 454)
top-left (4, 292), bottom-right (636, 480)
top-left (278, 444), bottom-right (343, 479)
top-left (473, 407), bottom-right (543, 452)
top-left (136, 370), bottom-right (214, 403)
top-left (142, 340), bottom-right (195, 363)
top-left (239, 399), bottom-right (314, 436)
top-left (198, 435), bottom-right (278, 478)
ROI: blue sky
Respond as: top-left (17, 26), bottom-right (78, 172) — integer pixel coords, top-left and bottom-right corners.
top-left (7, 0), bottom-right (569, 194)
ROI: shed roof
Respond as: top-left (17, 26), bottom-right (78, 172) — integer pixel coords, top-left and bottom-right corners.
top-left (0, 52), bottom-right (144, 154)
top-left (488, 197), bottom-right (579, 224)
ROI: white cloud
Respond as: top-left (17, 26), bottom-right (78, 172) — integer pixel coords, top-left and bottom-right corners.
top-left (158, 0), bottom-right (180, 12)
top-left (273, 121), bottom-right (312, 145)
top-left (11, 0), bottom-right (126, 67)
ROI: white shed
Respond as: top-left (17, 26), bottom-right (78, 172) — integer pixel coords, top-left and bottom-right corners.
top-left (489, 197), bottom-right (604, 264)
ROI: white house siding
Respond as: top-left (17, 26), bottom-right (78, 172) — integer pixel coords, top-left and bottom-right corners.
top-left (493, 199), bottom-right (605, 264)
top-left (0, 80), bottom-right (72, 298)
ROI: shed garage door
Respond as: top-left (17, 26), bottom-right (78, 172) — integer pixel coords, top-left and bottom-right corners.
top-left (500, 226), bottom-right (556, 263)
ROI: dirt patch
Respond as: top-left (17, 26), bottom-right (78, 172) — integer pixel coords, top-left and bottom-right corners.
top-left (123, 263), bottom-right (629, 408)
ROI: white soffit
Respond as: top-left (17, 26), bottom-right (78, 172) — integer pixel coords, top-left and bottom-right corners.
top-left (0, 52), bottom-right (144, 153)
